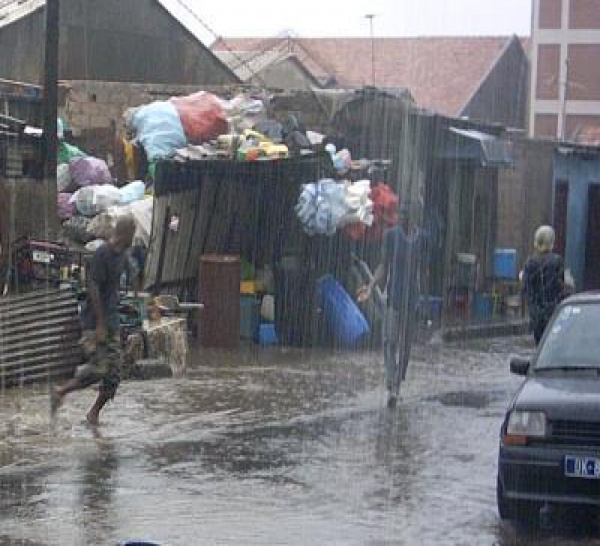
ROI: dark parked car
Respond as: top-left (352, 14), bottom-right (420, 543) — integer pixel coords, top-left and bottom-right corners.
top-left (497, 293), bottom-right (600, 521)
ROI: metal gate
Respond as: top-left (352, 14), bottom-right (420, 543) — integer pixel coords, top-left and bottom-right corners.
top-left (0, 288), bottom-right (82, 388)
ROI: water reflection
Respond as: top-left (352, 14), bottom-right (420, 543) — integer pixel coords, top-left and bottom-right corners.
top-left (76, 436), bottom-right (119, 543)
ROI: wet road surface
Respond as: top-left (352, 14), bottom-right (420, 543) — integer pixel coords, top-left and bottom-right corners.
top-left (1, 336), bottom-right (600, 545)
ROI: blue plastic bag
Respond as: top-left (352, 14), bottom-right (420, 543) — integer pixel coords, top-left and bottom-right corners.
top-left (119, 180), bottom-right (146, 205)
top-left (131, 101), bottom-right (187, 162)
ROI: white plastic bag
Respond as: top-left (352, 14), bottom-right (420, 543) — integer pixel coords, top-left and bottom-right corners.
top-left (87, 198), bottom-right (154, 247)
top-left (85, 239), bottom-right (106, 252)
top-left (71, 185), bottom-right (122, 217)
top-left (57, 164), bottom-right (73, 192)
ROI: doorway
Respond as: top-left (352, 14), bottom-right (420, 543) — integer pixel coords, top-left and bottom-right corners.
top-left (584, 184), bottom-right (600, 291)
top-left (553, 180), bottom-right (568, 258)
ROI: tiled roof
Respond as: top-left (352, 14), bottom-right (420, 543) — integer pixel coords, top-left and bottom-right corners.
top-left (214, 36), bottom-right (528, 117)
top-left (573, 123), bottom-right (600, 147)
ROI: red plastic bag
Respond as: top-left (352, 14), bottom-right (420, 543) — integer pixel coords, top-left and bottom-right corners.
top-left (170, 92), bottom-right (229, 145)
top-left (344, 184), bottom-right (400, 242)
top-left (368, 184), bottom-right (399, 240)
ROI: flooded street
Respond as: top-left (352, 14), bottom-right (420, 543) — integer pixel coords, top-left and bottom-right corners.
top-left (1, 336), bottom-right (599, 545)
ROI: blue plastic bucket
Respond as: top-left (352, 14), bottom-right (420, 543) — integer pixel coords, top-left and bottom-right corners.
top-left (256, 322), bottom-right (278, 345)
top-left (473, 293), bottom-right (493, 319)
top-left (240, 295), bottom-right (260, 339)
top-left (316, 275), bottom-right (369, 346)
top-left (493, 248), bottom-right (517, 279)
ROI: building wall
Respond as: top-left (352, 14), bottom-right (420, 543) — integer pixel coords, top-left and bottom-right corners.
top-left (553, 149), bottom-right (600, 289)
top-left (0, 8), bottom-right (45, 84)
top-left (497, 136), bottom-right (556, 267)
top-left (461, 36), bottom-right (530, 129)
top-left (58, 80), bottom-right (246, 175)
top-left (530, 0), bottom-right (600, 142)
top-left (0, 0), bottom-right (237, 85)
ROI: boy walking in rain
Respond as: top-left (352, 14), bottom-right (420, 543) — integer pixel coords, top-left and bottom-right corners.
top-left (51, 215), bottom-right (137, 426)
top-left (357, 202), bottom-right (425, 408)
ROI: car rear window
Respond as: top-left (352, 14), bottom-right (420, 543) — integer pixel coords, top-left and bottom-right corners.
top-left (535, 303), bottom-right (600, 370)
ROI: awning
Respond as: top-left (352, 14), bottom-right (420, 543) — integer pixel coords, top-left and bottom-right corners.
top-left (439, 127), bottom-right (514, 167)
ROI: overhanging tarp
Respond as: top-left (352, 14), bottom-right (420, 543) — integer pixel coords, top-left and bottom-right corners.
top-left (440, 127), bottom-right (513, 167)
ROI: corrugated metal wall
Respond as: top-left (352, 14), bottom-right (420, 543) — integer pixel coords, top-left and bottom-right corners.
top-left (0, 288), bottom-right (82, 387)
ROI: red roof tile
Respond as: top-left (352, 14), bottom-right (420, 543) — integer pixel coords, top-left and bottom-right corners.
top-left (213, 36), bottom-right (526, 117)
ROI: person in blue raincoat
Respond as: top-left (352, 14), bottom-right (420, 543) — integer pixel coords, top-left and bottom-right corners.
top-left (357, 201), bottom-right (426, 408)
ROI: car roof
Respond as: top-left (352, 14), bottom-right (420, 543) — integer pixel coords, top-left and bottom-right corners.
top-left (561, 291), bottom-right (600, 305)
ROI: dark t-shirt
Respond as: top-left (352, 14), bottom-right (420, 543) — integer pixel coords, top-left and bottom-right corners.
top-left (522, 252), bottom-right (564, 319)
top-left (383, 226), bottom-right (424, 311)
top-left (81, 243), bottom-right (131, 333)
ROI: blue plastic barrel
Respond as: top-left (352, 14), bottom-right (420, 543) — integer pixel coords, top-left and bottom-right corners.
top-left (493, 248), bottom-right (517, 279)
top-left (316, 275), bottom-right (369, 346)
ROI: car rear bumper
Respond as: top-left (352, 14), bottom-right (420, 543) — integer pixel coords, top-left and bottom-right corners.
top-left (498, 444), bottom-right (600, 506)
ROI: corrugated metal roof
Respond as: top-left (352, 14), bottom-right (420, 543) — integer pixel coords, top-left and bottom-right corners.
top-left (0, 0), bottom-right (213, 45)
top-left (0, 288), bottom-right (82, 387)
top-left (214, 50), bottom-right (291, 82)
top-left (0, 0), bottom-right (44, 30)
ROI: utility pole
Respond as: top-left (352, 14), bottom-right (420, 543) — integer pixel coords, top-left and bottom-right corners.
top-left (560, 57), bottom-right (570, 141)
top-left (42, 0), bottom-right (59, 232)
top-left (365, 14), bottom-right (375, 86)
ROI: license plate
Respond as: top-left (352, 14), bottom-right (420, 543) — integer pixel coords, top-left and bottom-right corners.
top-left (565, 456), bottom-right (600, 479)
top-left (32, 250), bottom-right (52, 264)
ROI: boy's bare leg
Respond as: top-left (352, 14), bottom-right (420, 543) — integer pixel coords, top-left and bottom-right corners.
top-left (51, 378), bottom-right (84, 415)
top-left (86, 391), bottom-right (111, 426)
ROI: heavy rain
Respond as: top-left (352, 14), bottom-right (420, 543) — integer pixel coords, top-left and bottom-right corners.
top-left (1, 1), bottom-right (600, 545)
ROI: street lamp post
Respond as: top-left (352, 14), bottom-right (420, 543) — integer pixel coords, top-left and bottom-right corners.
top-left (365, 14), bottom-right (375, 86)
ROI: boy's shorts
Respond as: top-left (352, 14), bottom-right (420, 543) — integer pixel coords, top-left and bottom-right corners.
top-left (75, 331), bottom-right (121, 399)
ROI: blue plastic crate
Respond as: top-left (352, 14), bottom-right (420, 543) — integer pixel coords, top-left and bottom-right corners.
top-left (493, 248), bottom-right (517, 279)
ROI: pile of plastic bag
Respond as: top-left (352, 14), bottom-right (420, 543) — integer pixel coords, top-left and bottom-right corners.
top-left (56, 118), bottom-right (154, 253)
top-left (125, 91), bottom-right (234, 165)
top-left (123, 91), bottom-right (316, 175)
top-left (296, 179), bottom-right (373, 236)
top-left (344, 183), bottom-right (399, 241)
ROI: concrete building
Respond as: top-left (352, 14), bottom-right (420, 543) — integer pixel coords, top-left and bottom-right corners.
top-left (530, 0), bottom-right (600, 143)
top-left (552, 144), bottom-right (600, 290)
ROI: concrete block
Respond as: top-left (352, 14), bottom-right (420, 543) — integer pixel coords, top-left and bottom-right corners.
top-left (129, 358), bottom-right (173, 380)
top-left (66, 87), bottom-right (89, 104)
top-left (68, 113), bottom-right (91, 131)
top-left (90, 115), bottom-right (111, 128)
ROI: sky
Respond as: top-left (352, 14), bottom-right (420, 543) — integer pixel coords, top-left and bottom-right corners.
top-left (165, 0), bottom-right (533, 45)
